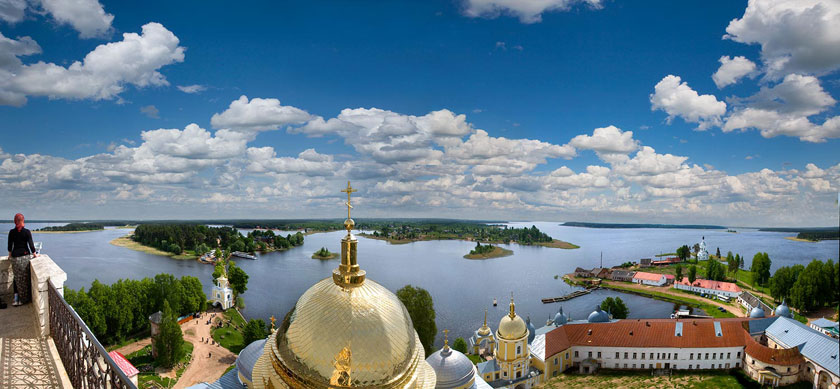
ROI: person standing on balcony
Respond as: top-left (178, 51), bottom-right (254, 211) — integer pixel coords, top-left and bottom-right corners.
top-left (7, 213), bottom-right (37, 306)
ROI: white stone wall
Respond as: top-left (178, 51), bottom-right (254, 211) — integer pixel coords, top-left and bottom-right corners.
top-left (674, 283), bottom-right (740, 298)
top-left (570, 346), bottom-right (744, 371)
top-left (0, 257), bottom-right (13, 300)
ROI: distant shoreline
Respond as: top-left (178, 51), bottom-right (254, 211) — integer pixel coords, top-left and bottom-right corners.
top-left (562, 222), bottom-right (727, 229)
top-left (358, 233), bottom-right (579, 249)
top-left (33, 230), bottom-right (99, 234)
top-left (784, 236), bottom-right (819, 243)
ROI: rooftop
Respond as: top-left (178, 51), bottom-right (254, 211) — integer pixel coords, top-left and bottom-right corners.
top-left (632, 271), bottom-right (665, 282)
top-left (675, 277), bottom-right (741, 293)
top-left (765, 316), bottom-right (839, 376)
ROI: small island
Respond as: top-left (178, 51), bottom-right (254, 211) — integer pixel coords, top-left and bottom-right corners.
top-left (464, 242), bottom-right (513, 259)
top-left (360, 223), bottom-right (578, 249)
top-left (36, 222), bottom-right (104, 233)
top-left (311, 247), bottom-right (339, 260)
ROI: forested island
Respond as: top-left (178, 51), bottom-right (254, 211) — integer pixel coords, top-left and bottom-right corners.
top-left (36, 222), bottom-right (104, 232)
top-left (113, 224), bottom-right (304, 260)
top-left (360, 223), bottom-right (578, 249)
top-left (795, 230), bottom-right (839, 241)
top-left (311, 247), bottom-right (338, 260)
top-left (562, 222), bottom-right (727, 229)
top-left (463, 242), bottom-right (513, 259)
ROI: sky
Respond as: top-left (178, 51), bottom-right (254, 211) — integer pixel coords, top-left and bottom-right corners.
top-left (0, 0), bottom-right (839, 226)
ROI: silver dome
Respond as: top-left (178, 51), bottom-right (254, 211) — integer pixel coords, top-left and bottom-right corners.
top-left (553, 306), bottom-right (568, 326)
top-left (774, 301), bottom-right (792, 318)
top-left (749, 306), bottom-right (765, 318)
top-left (587, 306), bottom-right (611, 323)
top-left (526, 316), bottom-right (536, 344)
top-left (236, 338), bottom-right (266, 384)
top-left (425, 346), bottom-right (475, 389)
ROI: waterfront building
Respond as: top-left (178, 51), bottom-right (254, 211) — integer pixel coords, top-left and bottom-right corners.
top-left (673, 277), bottom-right (741, 298)
top-left (210, 272), bottom-right (234, 310)
top-left (631, 271), bottom-right (667, 286)
top-left (609, 269), bottom-right (635, 282)
top-left (639, 258), bottom-right (652, 268)
top-left (697, 237), bottom-right (709, 261)
top-left (810, 318), bottom-right (840, 339)
top-left (573, 267), bottom-right (590, 278)
top-left (738, 291), bottom-right (772, 316)
top-left (651, 257), bottom-right (681, 266)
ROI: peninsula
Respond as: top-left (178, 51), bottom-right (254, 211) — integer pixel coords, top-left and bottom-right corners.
top-left (562, 221), bottom-right (727, 229)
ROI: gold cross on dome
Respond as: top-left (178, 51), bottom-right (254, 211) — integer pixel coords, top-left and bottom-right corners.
top-left (443, 329), bottom-right (449, 347)
top-left (341, 181), bottom-right (357, 219)
top-left (270, 315), bottom-right (276, 330)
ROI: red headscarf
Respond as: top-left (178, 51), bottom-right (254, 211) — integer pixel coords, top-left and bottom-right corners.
top-left (14, 213), bottom-right (24, 231)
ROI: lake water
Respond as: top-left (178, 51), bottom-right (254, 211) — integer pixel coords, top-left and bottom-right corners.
top-left (2, 222), bottom-right (837, 348)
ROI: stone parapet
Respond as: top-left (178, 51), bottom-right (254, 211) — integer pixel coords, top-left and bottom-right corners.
top-left (29, 255), bottom-right (67, 337)
top-left (0, 256), bottom-right (12, 300)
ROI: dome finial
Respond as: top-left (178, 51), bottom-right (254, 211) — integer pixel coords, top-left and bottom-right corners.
top-left (509, 292), bottom-right (516, 319)
top-left (484, 309), bottom-right (488, 327)
top-left (333, 181), bottom-right (366, 287)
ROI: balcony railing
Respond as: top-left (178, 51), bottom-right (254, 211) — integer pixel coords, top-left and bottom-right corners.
top-left (48, 280), bottom-right (137, 389)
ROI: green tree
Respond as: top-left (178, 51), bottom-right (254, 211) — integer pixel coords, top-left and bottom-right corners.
top-left (676, 245), bottom-right (690, 262)
top-left (155, 300), bottom-right (185, 368)
top-left (180, 276), bottom-right (207, 314)
top-left (715, 247), bottom-right (721, 258)
top-left (600, 297), bottom-right (629, 319)
top-left (675, 264), bottom-right (683, 282)
top-left (688, 265), bottom-right (697, 285)
top-left (228, 261), bottom-right (249, 296)
top-left (452, 337), bottom-right (468, 354)
top-left (396, 285), bottom-right (436, 355)
top-left (769, 266), bottom-right (797, 302)
top-left (212, 260), bottom-right (225, 282)
top-left (243, 319), bottom-right (268, 345)
top-left (706, 259), bottom-right (725, 281)
top-left (726, 251), bottom-right (736, 273)
top-left (751, 252), bottom-right (772, 286)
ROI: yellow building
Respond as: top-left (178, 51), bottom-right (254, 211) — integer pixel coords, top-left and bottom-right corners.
top-left (475, 297), bottom-right (543, 388)
top-left (244, 182), bottom-right (437, 389)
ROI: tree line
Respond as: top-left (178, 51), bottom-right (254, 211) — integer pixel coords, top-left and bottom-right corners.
top-left (37, 222), bottom-right (104, 231)
top-left (64, 274), bottom-right (206, 345)
top-left (247, 229), bottom-right (304, 251)
top-left (132, 224), bottom-right (304, 256)
top-left (769, 259), bottom-right (839, 312)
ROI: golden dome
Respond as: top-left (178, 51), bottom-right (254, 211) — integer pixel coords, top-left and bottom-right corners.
top-left (250, 181), bottom-right (436, 389)
top-left (497, 296), bottom-right (527, 340)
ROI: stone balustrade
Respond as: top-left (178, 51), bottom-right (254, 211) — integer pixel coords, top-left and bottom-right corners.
top-left (0, 254), bottom-right (67, 337)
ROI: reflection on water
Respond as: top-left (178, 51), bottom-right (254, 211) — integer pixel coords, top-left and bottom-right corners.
top-left (1, 222), bottom-right (836, 348)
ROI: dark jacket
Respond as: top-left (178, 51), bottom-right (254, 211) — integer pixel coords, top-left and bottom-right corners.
top-left (8, 227), bottom-right (35, 257)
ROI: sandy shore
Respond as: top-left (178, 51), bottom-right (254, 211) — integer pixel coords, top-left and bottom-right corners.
top-left (109, 233), bottom-right (197, 260)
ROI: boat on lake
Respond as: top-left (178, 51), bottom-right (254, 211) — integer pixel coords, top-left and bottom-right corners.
top-left (231, 251), bottom-right (257, 260)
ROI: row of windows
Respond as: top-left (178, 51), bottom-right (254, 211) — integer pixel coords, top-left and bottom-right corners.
top-left (613, 363), bottom-right (739, 369)
top-left (573, 350), bottom-right (741, 361)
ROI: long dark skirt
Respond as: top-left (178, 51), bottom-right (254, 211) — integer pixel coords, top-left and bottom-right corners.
top-left (11, 255), bottom-right (32, 304)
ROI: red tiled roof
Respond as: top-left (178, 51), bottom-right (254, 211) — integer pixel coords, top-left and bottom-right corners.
top-left (664, 274), bottom-right (675, 280)
top-left (675, 277), bottom-right (742, 293)
top-left (108, 351), bottom-right (139, 378)
top-left (742, 329), bottom-right (803, 366)
top-left (632, 272), bottom-right (665, 282)
top-left (651, 257), bottom-right (681, 265)
top-left (544, 319), bottom-right (749, 353)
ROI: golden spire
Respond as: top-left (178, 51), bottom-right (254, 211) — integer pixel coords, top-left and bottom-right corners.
top-left (269, 315), bottom-right (276, 333)
top-left (333, 181), bottom-right (366, 287)
top-left (443, 329), bottom-right (450, 349)
top-left (483, 309), bottom-right (488, 327)
top-left (508, 292), bottom-right (516, 319)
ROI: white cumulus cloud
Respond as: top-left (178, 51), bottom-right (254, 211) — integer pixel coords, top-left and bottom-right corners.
top-left (650, 75), bottom-right (727, 130)
top-left (2, 22), bottom-right (184, 106)
top-left (37, 0), bottom-right (114, 38)
top-left (210, 95), bottom-right (313, 132)
top-left (461, 0), bottom-right (602, 23)
top-left (724, 0), bottom-right (840, 78)
top-left (712, 56), bottom-right (757, 88)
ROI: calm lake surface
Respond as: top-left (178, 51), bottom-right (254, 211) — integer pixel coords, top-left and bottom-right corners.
top-left (3, 222), bottom-right (837, 348)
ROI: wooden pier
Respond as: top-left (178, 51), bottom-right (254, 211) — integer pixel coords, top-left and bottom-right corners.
top-left (541, 289), bottom-right (592, 304)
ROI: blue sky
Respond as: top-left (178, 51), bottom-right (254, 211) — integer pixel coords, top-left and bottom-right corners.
top-left (1, 0), bottom-right (838, 225)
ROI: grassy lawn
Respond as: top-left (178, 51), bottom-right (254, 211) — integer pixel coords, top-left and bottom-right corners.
top-left (601, 283), bottom-right (735, 318)
top-left (212, 311), bottom-right (246, 354)
top-left (224, 308), bottom-right (246, 327)
top-left (127, 342), bottom-right (193, 389)
top-left (544, 369), bottom-right (745, 389)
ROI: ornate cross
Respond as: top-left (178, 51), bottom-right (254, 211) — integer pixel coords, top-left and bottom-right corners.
top-left (341, 181), bottom-right (357, 220)
top-left (443, 329), bottom-right (449, 347)
top-left (270, 315), bottom-right (276, 330)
